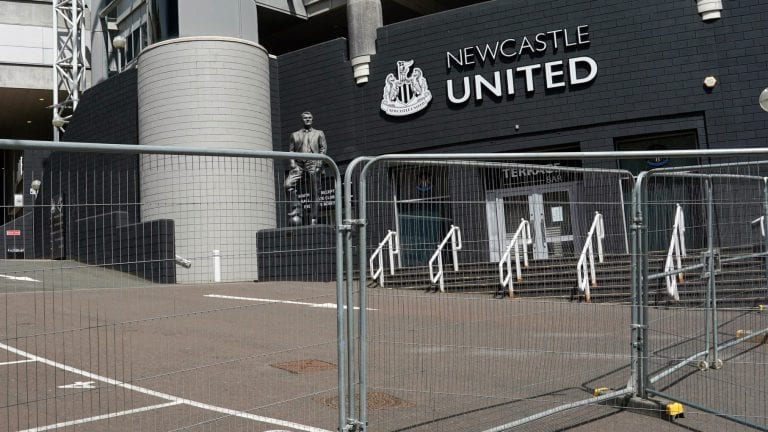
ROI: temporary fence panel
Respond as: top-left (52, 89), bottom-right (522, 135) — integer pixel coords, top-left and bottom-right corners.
top-left (348, 152), bottom-right (768, 432)
top-left (637, 159), bottom-right (768, 431)
top-left (0, 140), bottom-right (347, 432)
top-left (350, 157), bottom-right (639, 432)
top-left (4, 142), bottom-right (768, 432)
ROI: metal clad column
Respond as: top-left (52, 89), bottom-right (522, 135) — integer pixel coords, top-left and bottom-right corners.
top-left (138, 37), bottom-right (274, 283)
top-left (347, 0), bottom-right (382, 84)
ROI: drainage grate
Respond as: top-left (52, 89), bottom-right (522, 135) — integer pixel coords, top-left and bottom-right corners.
top-left (315, 392), bottom-right (414, 410)
top-left (271, 359), bottom-right (337, 374)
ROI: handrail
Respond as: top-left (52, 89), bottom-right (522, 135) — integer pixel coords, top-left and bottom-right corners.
top-left (752, 216), bottom-right (765, 237)
top-left (664, 204), bottom-right (686, 300)
top-left (369, 230), bottom-right (400, 287)
top-left (498, 219), bottom-right (532, 298)
top-left (576, 211), bottom-right (605, 303)
top-left (428, 225), bottom-right (462, 293)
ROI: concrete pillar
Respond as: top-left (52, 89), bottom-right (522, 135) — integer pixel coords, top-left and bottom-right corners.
top-left (347, 0), bottom-right (382, 84)
top-left (137, 37), bottom-right (274, 283)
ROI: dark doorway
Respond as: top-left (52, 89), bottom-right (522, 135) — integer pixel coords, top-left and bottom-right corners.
top-left (616, 131), bottom-right (702, 251)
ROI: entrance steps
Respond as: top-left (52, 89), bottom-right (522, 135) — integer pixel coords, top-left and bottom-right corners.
top-left (370, 246), bottom-right (768, 307)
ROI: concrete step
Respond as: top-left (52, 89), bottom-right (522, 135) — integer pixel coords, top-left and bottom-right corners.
top-left (368, 247), bottom-right (768, 306)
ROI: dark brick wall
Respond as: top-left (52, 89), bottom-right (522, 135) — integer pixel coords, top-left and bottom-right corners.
top-left (63, 68), bottom-right (139, 144)
top-left (17, 69), bottom-right (142, 259)
top-left (53, 68), bottom-right (141, 251)
top-left (25, 151), bottom-right (141, 259)
top-left (257, 225), bottom-right (336, 281)
top-left (272, 0), bottom-right (768, 267)
top-left (275, 0), bottom-right (768, 160)
top-left (68, 212), bottom-right (176, 283)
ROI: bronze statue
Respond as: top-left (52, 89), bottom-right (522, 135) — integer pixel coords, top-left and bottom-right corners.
top-left (285, 111), bottom-right (327, 225)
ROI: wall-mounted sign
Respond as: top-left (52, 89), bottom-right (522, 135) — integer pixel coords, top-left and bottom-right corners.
top-left (445, 25), bottom-right (597, 104)
top-left (6, 230), bottom-right (21, 236)
top-left (381, 60), bottom-right (432, 116)
top-left (484, 159), bottom-right (583, 190)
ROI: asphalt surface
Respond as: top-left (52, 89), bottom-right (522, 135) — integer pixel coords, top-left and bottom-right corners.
top-left (0, 261), bottom-right (766, 431)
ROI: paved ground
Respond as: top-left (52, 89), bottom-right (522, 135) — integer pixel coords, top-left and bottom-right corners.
top-left (0, 261), bottom-right (766, 431)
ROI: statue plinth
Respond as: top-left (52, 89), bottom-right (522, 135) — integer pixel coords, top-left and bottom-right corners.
top-left (257, 225), bottom-right (336, 282)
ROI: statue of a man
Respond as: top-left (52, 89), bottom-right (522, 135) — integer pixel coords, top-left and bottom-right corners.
top-left (285, 111), bottom-right (327, 225)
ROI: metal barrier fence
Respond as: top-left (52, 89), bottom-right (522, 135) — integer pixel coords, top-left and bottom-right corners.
top-left (347, 151), bottom-right (768, 432)
top-left (3, 142), bottom-right (768, 432)
top-left (0, 140), bottom-right (347, 432)
top-left (634, 160), bottom-right (768, 430)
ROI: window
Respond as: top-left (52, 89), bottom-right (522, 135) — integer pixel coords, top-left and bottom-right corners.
top-left (615, 131), bottom-right (698, 175)
top-left (104, 0), bottom-right (148, 73)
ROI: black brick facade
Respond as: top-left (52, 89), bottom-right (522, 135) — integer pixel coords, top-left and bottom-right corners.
top-left (271, 0), bottom-right (768, 270)
top-left (63, 68), bottom-right (139, 144)
top-left (275, 0), bottom-right (768, 160)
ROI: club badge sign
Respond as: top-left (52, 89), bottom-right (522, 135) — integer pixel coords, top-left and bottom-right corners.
top-left (381, 25), bottom-right (597, 117)
top-left (380, 60), bottom-right (433, 116)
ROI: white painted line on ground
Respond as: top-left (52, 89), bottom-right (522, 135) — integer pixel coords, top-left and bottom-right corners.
top-left (0, 359), bottom-right (36, 366)
top-left (18, 401), bottom-right (183, 432)
top-left (204, 294), bottom-right (377, 310)
top-left (0, 274), bottom-right (41, 282)
top-left (58, 381), bottom-right (96, 389)
top-left (0, 342), bottom-right (332, 432)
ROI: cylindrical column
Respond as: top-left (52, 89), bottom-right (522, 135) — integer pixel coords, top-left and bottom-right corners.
top-left (347, 0), bottom-right (382, 84)
top-left (138, 37), bottom-right (274, 283)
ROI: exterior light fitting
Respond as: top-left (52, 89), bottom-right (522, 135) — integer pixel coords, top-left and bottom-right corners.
top-left (112, 35), bottom-right (127, 49)
top-left (52, 116), bottom-right (67, 128)
top-left (703, 76), bottom-right (717, 89)
top-left (759, 88), bottom-right (768, 112)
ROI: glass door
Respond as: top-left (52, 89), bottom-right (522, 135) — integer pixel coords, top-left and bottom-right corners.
top-left (538, 191), bottom-right (574, 258)
top-left (489, 189), bottom-right (574, 260)
top-left (398, 203), bottom-right (451, 267)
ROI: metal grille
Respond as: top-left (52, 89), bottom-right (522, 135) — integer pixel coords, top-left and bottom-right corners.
top-left (0, 141), bottom-right (345, 432)
top-left (350, 154), bottom-right (768, 432)
top-left (350, 158), bottom-right (637, 431)
top-left (4, 142), bottom-right (768, 432)
top-left (638, 158), bottom-right (768, 430)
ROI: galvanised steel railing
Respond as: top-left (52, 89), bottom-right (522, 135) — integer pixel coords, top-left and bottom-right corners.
top-left (498, 218), bottom-right (532, 298)
top-left (576, 211), bottom-right (604, 303)
top-left (752, 215), bottom-right (765, 237)
top-left (428, 225), bottom-right (462, 293)
top-left (664, 203), bottom-right (686, 300)
top-left (369, 230), bottom-right (400, 287)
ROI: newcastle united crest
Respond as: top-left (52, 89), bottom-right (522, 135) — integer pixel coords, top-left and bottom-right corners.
top-left (381, 60), bottom-right (432, 116)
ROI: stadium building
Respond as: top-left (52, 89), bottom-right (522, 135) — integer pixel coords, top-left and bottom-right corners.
top-left (2, 0), bottom-right (767, 283)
